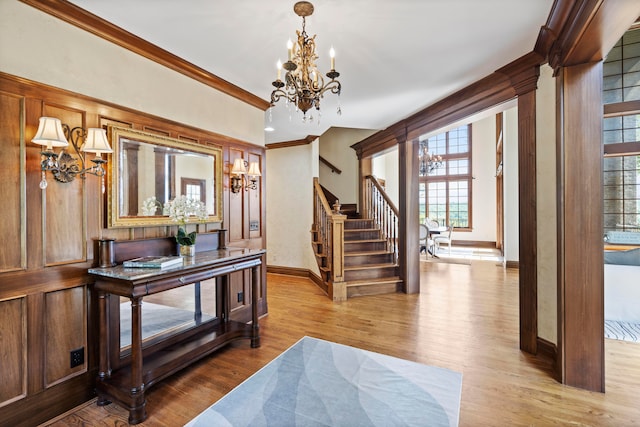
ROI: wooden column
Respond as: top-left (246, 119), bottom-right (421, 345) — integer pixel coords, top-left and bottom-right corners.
top-left (517, 88), bottom-right (538, 354)
top-left (556, 62), bottom-right (604, 392)
top-left (498, 55), bottom-right (541, 354)
top-left (398, 135), bottom-right (420, 294)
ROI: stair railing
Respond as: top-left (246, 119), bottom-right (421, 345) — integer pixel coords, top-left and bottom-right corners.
top-left (313, 178), bottom-right (346, 299)
top-left (364, 175), bottom-right (399, 264)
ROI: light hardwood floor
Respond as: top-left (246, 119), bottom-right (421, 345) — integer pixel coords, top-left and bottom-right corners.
top-left (43, 259), bottom-right (640, 426)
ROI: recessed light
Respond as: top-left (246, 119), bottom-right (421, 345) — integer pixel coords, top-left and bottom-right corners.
top-left (264, 126), bottom-right (275, 132)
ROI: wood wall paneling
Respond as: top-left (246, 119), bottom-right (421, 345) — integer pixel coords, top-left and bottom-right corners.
top-left (248, 152), bottom-right (262, 239)
top-left (228, 148), bottom-right (244, 242)
top-left (25, 98), bottom-right (45, 269)
top-left (41, 105), bottom-right (86, 265)
top-left (229, 270), bottom-right (244, 312)
top-left (45, 286), bottom-right (87, 387)
top-left (0, 92), bottom-right (25, 272)
top-left (0, 296), bottom-right (27, 407)
top-left (1, 64), bottom-right (266, 426)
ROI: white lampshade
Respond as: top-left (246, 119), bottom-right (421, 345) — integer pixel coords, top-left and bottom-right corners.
top-left (247, 162), bottom-right (261, 177)
top-left (231, 158), bottom-right (247, 175)
top-left (32, 117), bottom-right (69, 150)
top-left (82, 128), bottom-right (113, 155)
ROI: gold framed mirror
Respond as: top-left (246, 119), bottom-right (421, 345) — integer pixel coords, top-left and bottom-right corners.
top-left (107, 126), bottom-right (223, 228)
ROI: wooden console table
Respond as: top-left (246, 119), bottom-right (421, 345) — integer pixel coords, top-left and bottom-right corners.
top-left (88, 247), bottom-right (265, 424)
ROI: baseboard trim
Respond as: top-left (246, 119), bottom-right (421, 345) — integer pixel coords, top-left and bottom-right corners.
top-left (537, 337), bottom-right (557, 361)
top-left (505, 260), bottom-right (519, 269)
top-left (537, 337), bottom-right (559, 381)
top-left (453, 240), bottom-right (497, 248)
top-left (267, 265), bottom-right (308, 277)
top-left (266, 265), bottom-right (327, 294)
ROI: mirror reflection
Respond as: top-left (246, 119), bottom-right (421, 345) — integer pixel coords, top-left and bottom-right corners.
top-left (108, 126), bottom-right (223, 227)
top-left (120, 280), bottom-right (217, 350)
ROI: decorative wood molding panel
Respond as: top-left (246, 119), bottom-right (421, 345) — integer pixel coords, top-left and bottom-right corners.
top-left (248, 152), bottom-right (263, 240)
top-left (41, 104), bottom-right (86, 266)
top-left (44, 287), bottom-right (87, 387)
top-left (0, 296), bottom-right (27, 408)
top-left (0, 92), bottom-right (25, 272)
top-left (228, 147), bottom-right (245, 243)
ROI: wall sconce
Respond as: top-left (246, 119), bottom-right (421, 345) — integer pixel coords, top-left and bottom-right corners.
top-left (230, 158), bottom-right (261, 193)
top-left (32, 117), bottom-right (113, 192)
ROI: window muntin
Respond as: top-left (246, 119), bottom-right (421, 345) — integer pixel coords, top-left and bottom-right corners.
top-left (604, 155), bottom-right (640, 234)
top-left (602, 27), bottom-right (640, 242)
top-left (603, 27), bottom-right (640, 104)
top-left (419, 125), bottom-right (472, 229)
top-left (603, 114), bottom-right (640, 144)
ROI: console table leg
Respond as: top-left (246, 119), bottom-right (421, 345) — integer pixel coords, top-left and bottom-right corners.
top-left (97, 291), bottom-right (110, 380)
top-left (251, 264), bottom-right (261, 348)
top-left (194, 281), bottom-right (202, 322)
top-left (128, 400), bottom-right (147, 425)
top-left (96, 394), bottom-right (111, 406)
top-left (129, 297), bottom-right (147, 423)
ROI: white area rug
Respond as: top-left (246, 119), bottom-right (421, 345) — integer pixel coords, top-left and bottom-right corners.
top-left (605, 320), bottom-right (640, 343)
top-left (186, 336), bottom-right (463, 427)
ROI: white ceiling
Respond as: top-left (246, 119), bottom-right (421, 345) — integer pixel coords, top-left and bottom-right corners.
top-left (68, 0), bottom-right (554, 143)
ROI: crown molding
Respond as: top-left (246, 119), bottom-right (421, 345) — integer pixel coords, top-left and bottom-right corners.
top-left (19, 0), bottom-right (271, 111)
top-left (266, 135), bottom-right (319, 150)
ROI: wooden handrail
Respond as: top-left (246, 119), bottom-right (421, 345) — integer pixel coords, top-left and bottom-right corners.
top-left (319, 156), bottom-right (342, 174)
top-left (314, 178), bottom-right (334, 215)
top-left (363, 175), bottom-right (399, 265)
top-left (365, 175), bottom-right (399, 216)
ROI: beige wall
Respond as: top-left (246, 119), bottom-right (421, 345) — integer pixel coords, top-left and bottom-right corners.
top-left (0, 0), bottom-right (264, 145)
top-left (266, 141), bottom-right (319, 274)
top-left (319, 127), bottom-right (376, 207)
top-left (503, 107), bottom-right (520, 263)
top-left (371, 149), bottom-right (400, 207)
top-left (467, 115), bottom-right (498, 242)
top-left (536, 64), bottom-right (558, 344)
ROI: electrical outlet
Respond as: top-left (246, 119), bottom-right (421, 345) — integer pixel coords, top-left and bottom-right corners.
top-left (237, 291), bottom-right (244, 303)
top-left (70, 347), bottom-right (84, 368)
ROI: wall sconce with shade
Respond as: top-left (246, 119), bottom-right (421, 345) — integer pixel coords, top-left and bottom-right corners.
top-left (230, 158), bottom-right (261, 193)
top-left (32, 117), bottom-right (112, 192)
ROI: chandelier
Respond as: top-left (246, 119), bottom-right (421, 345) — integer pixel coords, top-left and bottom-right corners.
top-left (419, 142), bottom-right (443, 175)
top-left (270, 1), bottom-right (341, 122)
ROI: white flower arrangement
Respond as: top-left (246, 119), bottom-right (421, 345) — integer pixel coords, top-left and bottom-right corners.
top-left (164, 195), bottom-right (208, 246)
top-left (141, 196), bottom-right (162, 216)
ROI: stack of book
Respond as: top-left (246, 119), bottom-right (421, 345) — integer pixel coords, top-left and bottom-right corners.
top-left (123, 256), bottom-right (184, 269)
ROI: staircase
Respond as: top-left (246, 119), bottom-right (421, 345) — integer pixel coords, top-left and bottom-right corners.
top-left (342, 218), bottom-right (401, 298)
top-left (312, 177), bottom-right (402, 301)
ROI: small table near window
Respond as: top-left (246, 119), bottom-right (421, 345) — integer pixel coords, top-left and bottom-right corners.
top-left (89, 247), bottom-right (264, 425)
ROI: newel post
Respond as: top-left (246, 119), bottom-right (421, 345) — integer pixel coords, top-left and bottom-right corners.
top-left (329, 213), bottom-right (347, 301)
